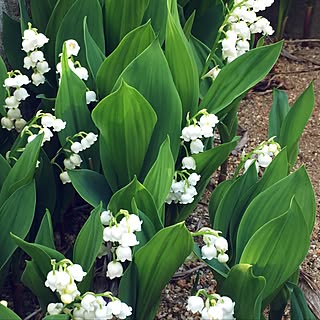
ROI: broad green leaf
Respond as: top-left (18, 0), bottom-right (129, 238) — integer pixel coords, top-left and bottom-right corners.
top-left (189, 35), bottom-right (213, 99)
top-left (83, 17), bottom-right (106, 81)
top-left (96, 21), bottom-right (155, 98)
top-left (35, 210), bottom-right (55, 249)
top-left (279, 83), bottom-right (315, 168)
top-left (0, 304), bottom-right (21, 320)
top-left (0, 181), bottom-right (36, 271)
top-left (0, 154), bottom-right (10, 191)
top-left (127, 223), bottom-right (193, 320)
top-left (142, 0), bottom-right (167, 44)
top-left (165, 6), bottom-right (199, 118)
top-left (69, 169), bottom-right (112, 208)
top-left (288, 282), bottom-right (316, 320)
top-left (113, 39), bottom-right (182, 170)
top-left (108, 177), bottom-right (162, 231)
top-left (73, 204), bottom-right (103, 272)
top-left (240, 198), bottom-right (310, 300)
top-left (55, 44), bottom-right (99, 170)
top-left (183, 11), bottom-right (195, 39)
top-left (103, 0), bottom-right (150, 52)
top-left (167, 138), bottom-right (238, 225)
top-left (214, 163), bottom-right (258, 261)
top-left (30, 0), bottom-right (57, 32)
top-left (214, 163), bottom-right (258, 238)
top-left (236, 166), bottom-right (315, 261)
top-left (200, 41), bottom-right (283, 114)
top-left (35, 150), bottom-right (56, 216)
top-left (92, 81), bottom-right (157, 191)
top-left (3, 14), bottom-right (24, 71)
top-left (209, 179), bottom-right (234, 227)
top-left (45, 0), bottom-right (77, 66)
top-left (184, 0), bottom-right (224, 47)
top-left (143, 137), bottom-right (174, 213)
top-left (135, 209), bottom-right (157, 251)
top-left (0, 135), bottom-right (42, 207)
top-left (221, 264), bottom-right (266, 320)
top-left (11, 234), bottom-right (65, 279)
top-left (0, 57), bottom-right (7, 116)
top-left (268, 89), bottom-right (290, 140)
top-left (55, 0), bottom-right (105, 67)
top-left (22, 261), bottom-right (58, 310)
top-left (18, 0), bottom-right (31, 31)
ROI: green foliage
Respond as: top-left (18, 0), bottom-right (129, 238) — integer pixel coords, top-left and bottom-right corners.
top-left (92, 81), bottom-right (157, 191)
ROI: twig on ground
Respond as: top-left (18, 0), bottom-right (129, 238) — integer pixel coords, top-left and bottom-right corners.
top-left (24, 308), bottom-right (42, 320)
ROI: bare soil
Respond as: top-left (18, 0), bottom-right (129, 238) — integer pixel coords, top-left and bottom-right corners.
top-left (156, 41), bottom-right (320, 319)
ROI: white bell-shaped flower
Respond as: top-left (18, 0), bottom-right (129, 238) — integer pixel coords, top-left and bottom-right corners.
top-left (106, 261), bottom-right (123, 279)
top-left (181, 156), bottom-right (196, 170)
top-left (187, 296), bottom-right (204, 313)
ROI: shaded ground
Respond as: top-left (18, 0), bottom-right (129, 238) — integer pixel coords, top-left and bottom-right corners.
top-left (156, 41), bottom-right (320, 319)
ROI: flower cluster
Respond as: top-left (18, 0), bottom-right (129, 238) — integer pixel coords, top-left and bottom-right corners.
top-left (1, 71), bottom-right (30, 132)
top-left (243, 138), bottom-right (281, 173)
top-left (71, 293), bottom-right (132, 319)
top-left (25, 111), bottom-right (66, 145)
top-left (56, 39), bottom-right (89, 81)
top-left (45, 259), bottom-right (132, 319)
top-left (166, 110), bottom-right (218, 205)
top-left (45, 259), bottom-right (86, 304)
top-left (59, 131), bottom-right (98, 184)
top-left (194, 227), bottom-right (229, 263)
top-left (101, 209), bottom-right (142, 279)
top-left (221, 0), bottom-right (274, 63)
top-left (187, 291), bottom-right (235, 320)
top-left (22, 23), bottom-right (50, 86)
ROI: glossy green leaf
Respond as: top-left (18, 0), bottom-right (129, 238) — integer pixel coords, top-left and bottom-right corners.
top-left (236, 166), bottom-right (315, 261)
top-left (135, 209), bottom-right (157, 251)
top-left (214, 163), bottom-right (257, 238)
top-left (221, 264), bottom-right (266, 320)
top-left (142, 0), bottom-right (167, 44)
top-left (11, 233), bottom-right (65, 279)
top-left (35, 210), bottom-right (55, 249)
top-left (143, 137), bottom-right (174, 212)
top-left (55, 44), bottom-right (99, 170)
top-left (167, 138), bottom-right (238, 224)
top-left (30, 0), bottom-right (57, 32)
top-left (103, 0), bottom-right (150, 52)
top-left (18, 0), bottom-right (31, 31)
top-left (126, 223), bottom-right (193, 320)
top-left (83, 17), bottom-right (106, 81)
top-left (268, 89), bottom-right (290, 140)
top-left (208, 179), bottom-right (234, 227)
top-left (0, 135), bottom-right (42, 207)
top-left (22, 260), bottom-right (58, 310)
top-left (0, 181), bottom-right (36, 271)
top-left (93, 81), bottom-right (156, 191)
top-left (0, 304), bottom-right (21, 320)
top-left (288, 282), bottom-right (316, 320)
top-left (55, 0), bottom-right (104, 67)
top-left (35, 150), bottom-right (56, 216)
top-left (0, 56), bottom-right (7, 117)
top-left (73, 204), bottom-right (103, 272)
top-left (165, 2), bottom-right (199, 118)
top-left (240, 198), bottom-right (310, 300)
top-left (96, 21), bottom-right (155, 98)
top-left (184, 0), bottom-right (224, 47)
top-left (189, 35), bottom-right (213, 99)
top-left (0, 154), bottom-right (10, 192)
top-left (45, 0), bottom-right (77, 66)
top-left (113, 39), bottom-right (182, 169)
top-left (200, 41), bottom-right (283, 114)
top-left (69, 169), bottom-right (112, 208)
top-left (279, 83), bottom-right (315, 168)
top-left (108, 177), bottom-right (162, 231)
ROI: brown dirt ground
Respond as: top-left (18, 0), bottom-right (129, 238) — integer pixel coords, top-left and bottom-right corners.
top-left (156, 41), bottom-right (320, 319)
